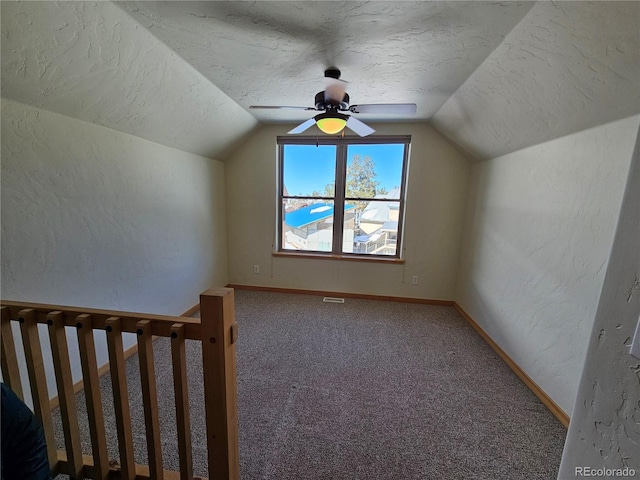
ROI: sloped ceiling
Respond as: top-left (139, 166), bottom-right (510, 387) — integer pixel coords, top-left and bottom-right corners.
top-left (2, 1), bottom-right (638, 161)
top-left (432, 1), bottom-right (640, 160)
top-left (0, 1), bottom-right (258, 159)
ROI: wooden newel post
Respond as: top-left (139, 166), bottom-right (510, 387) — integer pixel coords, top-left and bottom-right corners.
top-left (199, 288), bottom-right (239, 480)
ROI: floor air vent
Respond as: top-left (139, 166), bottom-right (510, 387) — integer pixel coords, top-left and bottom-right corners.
top-left (323, 297), bottom-right (345, 304)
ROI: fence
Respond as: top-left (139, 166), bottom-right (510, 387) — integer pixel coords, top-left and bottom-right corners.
top-left (0, 287), bottom-right (238, 480)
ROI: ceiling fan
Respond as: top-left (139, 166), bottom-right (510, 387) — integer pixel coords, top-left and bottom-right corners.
top-left (249, 68), bottom-right (417, 137)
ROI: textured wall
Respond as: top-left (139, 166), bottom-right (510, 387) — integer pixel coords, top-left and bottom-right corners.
top-left (1, 98), bottom-right (228, 399)
top-left (558, 115), bottom-right (640, 477)
top-left (225, 123), bottom-right (469, 300)
top-left (455, 115), bottom-right (639, 415)
top-left (1, 1), bottom-right (257, 159)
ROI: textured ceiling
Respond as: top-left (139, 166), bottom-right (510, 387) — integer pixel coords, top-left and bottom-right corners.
top-left (2, 1), bottom-right (639, 161)
top-left (432, 1), bottom-right (640, 160)
top-left (116, 1), bottom-right (535, 122)
top-left (0, 1), bottom-right (258, 159)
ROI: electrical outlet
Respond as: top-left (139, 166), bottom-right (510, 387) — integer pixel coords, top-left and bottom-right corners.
top-left (631, 315), bottom-right (640, 360)
top-left (253, 265), bottom-right (260, 274)
top-left (411, 275), bottom-right (418, 285)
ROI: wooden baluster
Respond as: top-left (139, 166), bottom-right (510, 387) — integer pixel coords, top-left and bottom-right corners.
top-left (136, 320), bottom-right (163, 480)
top-left (170, 323), bottom-right (193, 480)
top-left (105, 317), bottom-right (136, 480)
top-left (47, 311), bottom-right (84, 479)
top-left (76, 314), bottom-right (109, 479)
top-left (200, 288), bottom-right (240, 480)
top-left (18, 309), bottom-right (58, 472)
top-left (1, 306), bottom-right (23, 399)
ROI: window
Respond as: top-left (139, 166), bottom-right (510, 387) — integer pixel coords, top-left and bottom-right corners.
top-left (277, 135), bottom-right (410, 259)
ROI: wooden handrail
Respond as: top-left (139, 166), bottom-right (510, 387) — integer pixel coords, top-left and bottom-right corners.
top-left (170, 323), bottom-right (194, 480)
top-left (76, 313), bottom-right (110, 479)
top-left (1, 300), bottom-right (202, 339)
top-left (1, 306), bottom-right (24, 399)
top-left (105, 317), bottom-right (136, 479)
top-left (200, 288), bottom-right (240, 480)
top-left (48, 311), bottom-right (84, 479)
top-left (18, 308), bottom-right (58, 471)
top-left (136, 319), bottom-right (163, 479)
top-left (0, 288), bottom-right (239, 480)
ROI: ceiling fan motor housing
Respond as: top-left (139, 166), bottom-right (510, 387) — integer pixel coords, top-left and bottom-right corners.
top-left (315, 91), bottom-right (350, 111)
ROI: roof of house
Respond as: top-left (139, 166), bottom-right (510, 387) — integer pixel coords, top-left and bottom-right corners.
top-left (354, 221), bottom-right (398, 243)
top-left (285, 203), bottom-right (355, 229)
top-left (360, 187), bottom-right (401, 224)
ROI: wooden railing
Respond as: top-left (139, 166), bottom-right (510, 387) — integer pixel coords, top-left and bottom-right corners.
top-left (0, 287), bottom-right (239, 480)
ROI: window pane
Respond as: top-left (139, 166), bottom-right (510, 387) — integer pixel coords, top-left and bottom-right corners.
top-left (283, 145), bottom-right (337, 197)
top-left (282, 199), bottom-right (334, 252)
top-left (347, 199), bottom-right (399, 256)
top-left (345, 144), bottom-right (405, 200)
top-left (278, 136), bottom-right (408, 259)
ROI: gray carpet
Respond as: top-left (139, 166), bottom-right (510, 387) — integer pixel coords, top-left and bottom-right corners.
top-left (53, 289), bottom-right (567, 479)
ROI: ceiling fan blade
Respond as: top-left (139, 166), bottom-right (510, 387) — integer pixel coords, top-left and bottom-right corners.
top-left (288, 118), bottom-right (317, 134)
top-left (346, 116), bottom-right (375, 137)
top-left (349, 103), bottom-right (417, 115)
top-left (250, 105), bottom-right (316, 110)
top-left (324, 77), bottom-right (347, 102)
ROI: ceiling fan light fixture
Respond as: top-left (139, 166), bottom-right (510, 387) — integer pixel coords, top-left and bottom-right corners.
top-left (315, 112), bottom-right (348, 135)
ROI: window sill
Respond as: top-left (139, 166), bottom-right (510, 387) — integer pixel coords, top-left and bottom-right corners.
top-left (272, 251), bottom-right (405, 264)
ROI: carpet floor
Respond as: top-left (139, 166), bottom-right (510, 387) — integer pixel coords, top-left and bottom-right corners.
top-left (53, 289), bottom-right (567, 479)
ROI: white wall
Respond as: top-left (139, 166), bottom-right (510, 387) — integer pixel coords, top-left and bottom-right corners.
top-left (558, 117), bottom-right (640, 479)
top-left (225, 123), bottom-right (470, 301)
top-left (1, 98), bottom-right (229, 401)
top-left (455, 115), bottom-right (639, 416)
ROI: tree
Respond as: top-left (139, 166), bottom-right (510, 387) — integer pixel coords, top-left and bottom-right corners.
top-left (343, 154), bottom-right (384, 219)
top-left (346, 154), bottom-right (380, 199)
top-left (318, 154), bottom-right (384, 211)
top-left (323, 183), bottom-right (335, 197)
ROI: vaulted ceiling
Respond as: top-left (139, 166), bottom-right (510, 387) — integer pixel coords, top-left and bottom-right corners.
top-left (2, 1), bottom-right (638, 161)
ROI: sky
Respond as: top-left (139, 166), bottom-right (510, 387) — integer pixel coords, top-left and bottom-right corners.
top-left (283, 143), bottom-right (406, 196)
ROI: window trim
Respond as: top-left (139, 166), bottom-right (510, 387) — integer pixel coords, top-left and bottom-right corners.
top-left (276, 135), bottom-right (411, 260)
